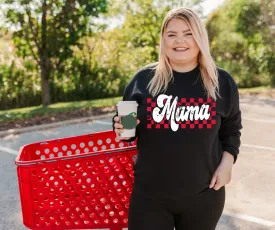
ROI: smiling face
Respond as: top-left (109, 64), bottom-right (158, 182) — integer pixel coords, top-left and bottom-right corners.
top-left (163, 18), bottom-right (200, 70)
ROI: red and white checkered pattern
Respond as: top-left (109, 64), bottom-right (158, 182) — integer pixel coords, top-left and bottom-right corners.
top-left (146, 97), bottom-right (216, 129)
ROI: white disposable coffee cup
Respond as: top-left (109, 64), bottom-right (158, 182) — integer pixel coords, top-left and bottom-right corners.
top-left (116, 101), bottom-right (138, 137)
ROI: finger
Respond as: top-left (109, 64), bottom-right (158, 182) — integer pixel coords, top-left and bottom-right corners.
top-left (115, 129), bottom-right (122, 138)
top-left (114, 116), bottom-right (120, 123)
top-left (209, 173), bottom-right (217, 188)
top-left (115, 128), bottom-right (124, 135)
top-left (115, 130), bottom-right (120, 137)
top-left (114, 123), bottom-right (123, 129)
top-left (213, 184), bottom-right (221, 190)
top-left (115, 132), bottom-right (120, 139)
top-left (120, 137), bottom-right (131, 140)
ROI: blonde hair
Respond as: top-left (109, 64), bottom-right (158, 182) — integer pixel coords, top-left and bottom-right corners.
top-left (147, 7), bottom-right (221, 101)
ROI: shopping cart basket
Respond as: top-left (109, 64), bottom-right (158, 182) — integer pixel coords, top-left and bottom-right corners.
top-left (14, 130), bottom-right (138, 230)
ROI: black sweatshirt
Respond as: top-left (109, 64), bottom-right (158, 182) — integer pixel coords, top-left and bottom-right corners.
top-left (112, 63), bottom-right (242, 198)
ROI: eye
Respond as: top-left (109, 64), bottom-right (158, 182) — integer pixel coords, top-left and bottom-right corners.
top-left (185, 33), bottom-right (192, 36)
top-left (168, 35), bottom-right (175, 37)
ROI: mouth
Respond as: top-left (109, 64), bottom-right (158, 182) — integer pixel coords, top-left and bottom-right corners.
top-left (173, 48), bottom-right (189, 52)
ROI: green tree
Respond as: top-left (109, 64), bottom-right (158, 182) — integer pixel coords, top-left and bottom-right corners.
top-left (107, 0), bottom-right (204, 64)
top-left (1, 0), bottom-right (107, 106)
top-left (206, 0), bottom-right (274, 87)
top-left (259, 0), bottom-right (275, 52)
top-left (236, 0), bottom-right (275, 86)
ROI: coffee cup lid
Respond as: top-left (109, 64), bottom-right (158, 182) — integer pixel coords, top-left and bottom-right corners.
top-left (117, 101), bottom-right (138, 106)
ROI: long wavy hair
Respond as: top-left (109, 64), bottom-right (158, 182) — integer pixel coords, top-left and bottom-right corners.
top-left (146, 7), bottom-right (221, 101)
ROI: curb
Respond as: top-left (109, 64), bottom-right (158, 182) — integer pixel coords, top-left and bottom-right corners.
top-left (239, 94), bottom-right (275, 101)
top-left (0, 112), bottom-right (115, 138)
top-left (239, 92), bottom-right (275, 99)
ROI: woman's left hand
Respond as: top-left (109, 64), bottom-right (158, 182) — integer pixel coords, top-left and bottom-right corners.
top-left (209, 151), bottom-right (234, 190)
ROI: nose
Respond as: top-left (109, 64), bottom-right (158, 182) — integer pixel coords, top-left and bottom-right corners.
top-left (175, 36), bottom-right (188, 44)
top-left (176, 38), bottom-right (187, 44)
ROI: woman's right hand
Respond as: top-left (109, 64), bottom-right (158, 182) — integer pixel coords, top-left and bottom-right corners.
top-left (113, 116), bottom-right (140, 140)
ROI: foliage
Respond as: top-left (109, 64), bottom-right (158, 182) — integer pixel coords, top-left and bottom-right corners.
top-left (0, 0), bottom-right (108, 106)
top-left (1, 0), bottom-right (275, 110)
top-left (206, 0), bottom-right (274, 87)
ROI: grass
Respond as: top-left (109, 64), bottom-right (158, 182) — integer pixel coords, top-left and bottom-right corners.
top-left (239, 86), bottom-right (275, 97)
top-left (1, 85), bottom-right (274, 123)
top-left (239, 85), bottom-right (273, 92)
top-left (0, 96), bottom-right (122, 123)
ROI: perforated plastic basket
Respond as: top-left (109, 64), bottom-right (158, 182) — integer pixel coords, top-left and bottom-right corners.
top-left (14, 130), bottom-right (137, 230)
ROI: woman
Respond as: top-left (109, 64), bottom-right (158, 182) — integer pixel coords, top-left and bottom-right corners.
top-left (112, 7), bottom-right (242, 230)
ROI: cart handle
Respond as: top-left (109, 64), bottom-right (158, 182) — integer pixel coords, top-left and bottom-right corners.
top-left (14, 146), bottom-right (137, 166)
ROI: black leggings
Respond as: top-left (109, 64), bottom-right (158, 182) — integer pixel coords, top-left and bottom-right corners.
top-left (128, 184), bottom-right (225, 230)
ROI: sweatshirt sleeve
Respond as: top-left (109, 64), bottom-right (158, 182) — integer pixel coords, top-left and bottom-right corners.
top-left (112, 80), bottom-right (139, 143)
top-left (218, 85), bottom-right (243, 164)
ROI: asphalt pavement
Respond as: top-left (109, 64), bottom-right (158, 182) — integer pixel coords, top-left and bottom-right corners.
top-left (0, 95), bottom-right (274, 230)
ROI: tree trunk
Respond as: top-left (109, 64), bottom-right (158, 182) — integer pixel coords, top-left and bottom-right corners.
top-left (40, 62), bottom-right (51, 106)
top-left (40, 0), bottom-right (51, 107)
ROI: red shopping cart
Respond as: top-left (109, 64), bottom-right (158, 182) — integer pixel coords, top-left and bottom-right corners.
top-left (14, 130), bottom-right (138, 230)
